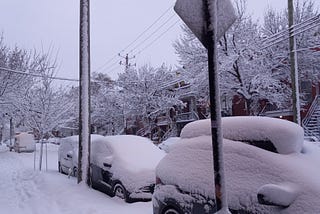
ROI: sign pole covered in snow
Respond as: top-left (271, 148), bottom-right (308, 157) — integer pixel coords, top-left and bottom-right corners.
top-left (78, 0), bottom-right (91, 184)
top-left (174, 0), bottom-right (236, 212)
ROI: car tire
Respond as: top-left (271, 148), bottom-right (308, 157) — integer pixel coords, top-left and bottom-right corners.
top-left (58, 162), bottom-right (62, 173)
top-left (73, 167), bottom-right (78, 177)
top-left (88, 169), bottom-right (93, 187)
top-left (163, 207), bottom-right (181, 214)
top-left (113, 183), bottom-right (128, 201)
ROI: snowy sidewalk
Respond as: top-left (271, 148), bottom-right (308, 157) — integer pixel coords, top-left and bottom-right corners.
top-left (0, 147), bottom-right (152, 214)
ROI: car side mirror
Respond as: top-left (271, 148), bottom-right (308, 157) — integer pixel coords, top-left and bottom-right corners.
top-left (257, 183), bottom-right (299, 208)
top-left (67, 151), bottom-right (73, 159)
top-left (102, 156), bottom-right (113, 168)
top-left (103, 162), bottom-right (111, 168)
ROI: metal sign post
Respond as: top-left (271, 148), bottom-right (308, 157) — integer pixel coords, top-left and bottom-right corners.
top-left (174, 0), bottom-right (236, 212)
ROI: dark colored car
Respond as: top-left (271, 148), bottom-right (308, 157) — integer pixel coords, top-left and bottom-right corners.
top-left (153, 117), bottom-right (320, 214)
top-left (89, 135), bottom-right (165, 202)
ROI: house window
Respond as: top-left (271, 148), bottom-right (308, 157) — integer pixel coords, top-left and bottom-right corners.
top-left (300, 80), bottom-right (312, 104)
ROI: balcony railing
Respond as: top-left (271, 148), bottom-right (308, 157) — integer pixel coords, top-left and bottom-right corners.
top-left (156, 116), bottom-right (172, 126)
top-left (176, 111), bottom-right (199, 123)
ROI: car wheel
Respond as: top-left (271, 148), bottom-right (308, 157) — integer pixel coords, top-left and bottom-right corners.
top-left (113, 183), bottom-right (127, 201)
top-left (58, 162), bottom-right (62, 173)
top-left (163, 208), bottom-right (181, 214)
top-left (73, 167), bottom-right (78, 177)
top-left (88, 169), bottom-right (93, 187)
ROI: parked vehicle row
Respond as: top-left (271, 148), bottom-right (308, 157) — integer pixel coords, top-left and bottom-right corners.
top-left (57, 117), bottom-right (320, 213)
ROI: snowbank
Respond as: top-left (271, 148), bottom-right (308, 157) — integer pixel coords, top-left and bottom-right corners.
top-left (180, 116), bottom-right (304, 154)
top-left (0, 148), bottom-right (152, 214)
top-left (0, 143), bottom-right (8, 152)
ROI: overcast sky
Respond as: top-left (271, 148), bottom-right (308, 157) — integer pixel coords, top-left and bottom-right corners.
top-left (0, 0), bottom-right (318, 83)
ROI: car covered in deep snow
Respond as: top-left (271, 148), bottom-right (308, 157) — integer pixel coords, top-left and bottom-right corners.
top-left (89, 135), bottom-right (165, 203)
top-left (13, 132), bottom-right (36, 153)
top-left (152, 116), bottom-right (320, 214)
top-left (58, 135), bottom-right (104, 176)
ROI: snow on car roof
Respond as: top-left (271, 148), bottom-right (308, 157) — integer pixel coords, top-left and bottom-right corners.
top-left (92, 135), bottom-right (166, 193)
top-left (156, 136), bottom-right (320, 213)
top-left (158, 137), bottom-right (181, 153)
top-left (15, 132), bottom-right (34, 141)
top-left (60, 134), bottom-right (105, 146)
top-left (93, 135), bottom-right (165, 172)
top-left (180, 116), bottom-right (304, 154)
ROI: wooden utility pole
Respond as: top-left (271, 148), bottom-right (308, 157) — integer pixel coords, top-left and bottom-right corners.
top-left (78, 0), bottom-right (91, 184)
top-left (119, 53), bottom-right (135, 71)
top-left (288, 0), bottom-right (301, 125)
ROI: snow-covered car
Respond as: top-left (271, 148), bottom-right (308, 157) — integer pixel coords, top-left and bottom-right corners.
top-left (158, 137), bottom-right (181, 153)
top-left (153, 117), bottom-right (320, 214)
top-left (14, 132), bottom-right (35, 153)
top-left (58, 136), bottom-right (79, 176)
top-left (58, 135), bottom-right (104, 176)
top-left (48, 137), bottom-right (60, 145)
top-left (90, 135), bottom-right (165, 203)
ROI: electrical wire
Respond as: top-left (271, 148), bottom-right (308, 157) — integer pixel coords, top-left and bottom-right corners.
top-left (0, 67), bottom-right (79, 82)
top-left (133, 19), bottom-right (180, 56)
top-left (93, 4), bottom-right (175, 73)
top-left (120, 5), bottom-right (174, 53)
top-left (93, 54), bottom-right (118, 73)
top-left (128, 13), bottom-right (177, 53)
top-left (0, 66), bottom-right (119, 83)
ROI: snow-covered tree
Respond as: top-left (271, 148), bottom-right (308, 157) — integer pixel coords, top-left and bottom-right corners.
top-left (117, 65), bottom-right (183, 132)
top-left (262, 0), bottom-right (320, 106)
top-left (0, 37), bottom-right (34, 108)
top-left (0, 35), bottom-right (41, 141)
top-left (17, 53), bottom-right (74, 140)
top-left (174, 0), bottom-right (291, 115)
top-left (90, 72), bottom-right (123, 135)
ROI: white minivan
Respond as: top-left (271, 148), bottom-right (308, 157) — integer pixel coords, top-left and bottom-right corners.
top-left (14, 132), bottom-right (35, 153)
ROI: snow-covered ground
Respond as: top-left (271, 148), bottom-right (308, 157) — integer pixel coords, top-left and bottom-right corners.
top-left (0, 144), bottom-right (152, 214)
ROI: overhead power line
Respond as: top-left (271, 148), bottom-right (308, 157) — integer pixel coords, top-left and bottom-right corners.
top-left (120, 5), bottom-right (174, 53)
top-left (128, 13), bottom-right (177, 53)
top-left (93, 4), bottom-right (176, 73)
top-left (261, 15), bottom-right (320, 44)
top-left (93, 54), bottom-right (118, 73)
top-left (262, 14), bottom-right (320, 49)
top-left (0, 67), bottom-right (79, 82)
top-left (0, 66), bottom-right (118, 83)
top-left (133, 19), bottom-right (180, 56)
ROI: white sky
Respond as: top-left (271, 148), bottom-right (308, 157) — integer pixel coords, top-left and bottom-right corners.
top-left (0, 0), bottom-right (318, 82)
